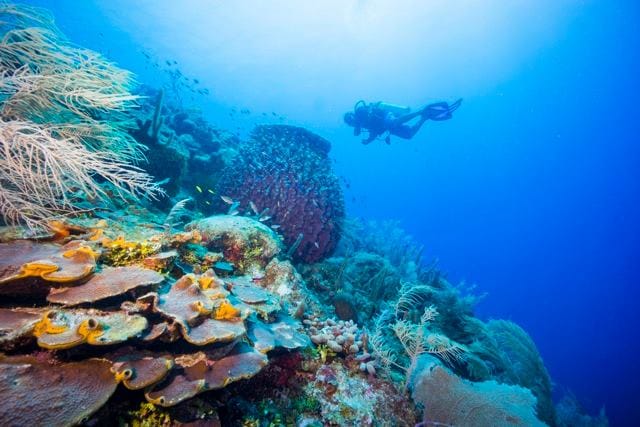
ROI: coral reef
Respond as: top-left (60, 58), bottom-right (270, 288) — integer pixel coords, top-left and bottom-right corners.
top-left (0, 216), bottom-right (308, 423)
top-left (300, 251), bottom-right (403, 323)
top-left (354, 277), bottom-right (560, 425)
top-left (301, 219), bottom-right (562, 425)
top-left (0, 211), bottom-right (425, 426)
top-left (337, 218), bottom-right (427, 280)
top-left (129, 86), bottom-right (239, 207)
top-left (211, 341), bottom-right (417, 426)
top-left (214, 125), bottom-right (345, 262)
top-left (555, 391), bottom-right (609, 427)
top-left (0, 5), bottom-right (606, 425)
top-left (303, 362), bottom-right (417, 426)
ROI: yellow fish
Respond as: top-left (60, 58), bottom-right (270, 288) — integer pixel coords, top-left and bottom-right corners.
top-left (207, 189), bottom-right (215, 194)
top-left (195, 186), bottom-right (203, 193)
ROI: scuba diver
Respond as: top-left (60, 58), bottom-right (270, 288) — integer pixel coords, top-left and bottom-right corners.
top-left (343, 99), bottom-right (462, 144)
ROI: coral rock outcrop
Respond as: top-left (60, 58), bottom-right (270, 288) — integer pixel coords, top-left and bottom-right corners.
top-left (0, 355), bottom-right (118, 426)
top-left (46, 266), bottom-right (164, 306)
top-left (186, 215), bottom-right (283, 272)
top-left (0, 240), bottom-right (97, 295)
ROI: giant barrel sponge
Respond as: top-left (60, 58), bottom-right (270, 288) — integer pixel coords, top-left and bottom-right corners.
top-left (215, 125), bottom-right (345, 263)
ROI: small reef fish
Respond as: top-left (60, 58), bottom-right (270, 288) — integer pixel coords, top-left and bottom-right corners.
top-left (207, 189), bottom-right (215, 194)
top-left (205, 201), bottom-right (211, 205)
top-left (195, 185), bottom-right (203, 193)
top-left (174, 260), bottom-right (193, 274)
top-left (270, 224), bottom-right (281, 230)
top-left (249, 201), bottom-right (259, 216)
top-left (228, 201), bottom-right (240, 216)
top-left (156, 177), bottom-right (171, 186)
top-left (213, 261), bottom-right (234, 272)
top-left (258, 208), bottom-right (270, 221)
top-left (314, 242), bottom-right (320, 249)
top-left (258, 215), bottom-right (271, 222)
top-left (221, 195), bottom-right (234, 205)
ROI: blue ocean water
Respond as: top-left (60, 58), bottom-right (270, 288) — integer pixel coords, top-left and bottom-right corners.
top-left (29, 0), bottom-right (639, 423)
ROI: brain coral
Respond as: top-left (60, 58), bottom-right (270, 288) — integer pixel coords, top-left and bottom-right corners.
top-left (215, 125), bottom-right (345, 263)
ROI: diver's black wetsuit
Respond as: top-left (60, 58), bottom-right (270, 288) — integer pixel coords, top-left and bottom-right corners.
top-left (345, 99), bottom-right (462, 144)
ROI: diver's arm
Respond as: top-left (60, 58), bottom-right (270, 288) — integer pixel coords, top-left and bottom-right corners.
top-left (362, 132), bottom-right (376, 145)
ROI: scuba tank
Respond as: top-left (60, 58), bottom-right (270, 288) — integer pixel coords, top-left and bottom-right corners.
top-left (353, 101), bottom-right (411, 116)
top-left (376, 102), bottom-right (411, 115)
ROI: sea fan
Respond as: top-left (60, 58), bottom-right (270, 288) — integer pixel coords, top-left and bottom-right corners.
top-left (163, 198), bottom-right (193, 233)
top-left (368, 309), bottom-right (399, 374)
top-left (370, 281), bottom-right (467, 387)
top-left (0, 4), bottom-right (160, 228)
top-left (412, 360), bottom-right (545, 426)
top-left (394, 281), bottom-right (431, 318)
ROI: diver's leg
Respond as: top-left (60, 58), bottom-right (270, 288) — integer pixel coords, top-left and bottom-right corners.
top-left (393, 110), bottom-right (423, 125)
top-left (391, 116), bottom-right (428, 139)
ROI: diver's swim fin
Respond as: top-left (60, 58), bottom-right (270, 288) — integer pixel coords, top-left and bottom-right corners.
top-left (422, 98), bottom-right (463, 121)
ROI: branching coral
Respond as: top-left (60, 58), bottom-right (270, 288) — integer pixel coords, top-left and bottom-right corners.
top-left (368, 309), bottom-right (398, 374)
top-left (304, 316), bottom-right (365, 356)
top-left (0, 4), bottom-right (160, 229)
top-left (0, 121), bottom-right (159, 228)
top-left (392, 306), bottom-right (465, 387)
top-left (369, 282), bottom-right (467, 388)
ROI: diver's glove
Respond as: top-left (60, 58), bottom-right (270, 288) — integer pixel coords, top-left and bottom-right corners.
top-left (422, 98), bottom-right (463, 121)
